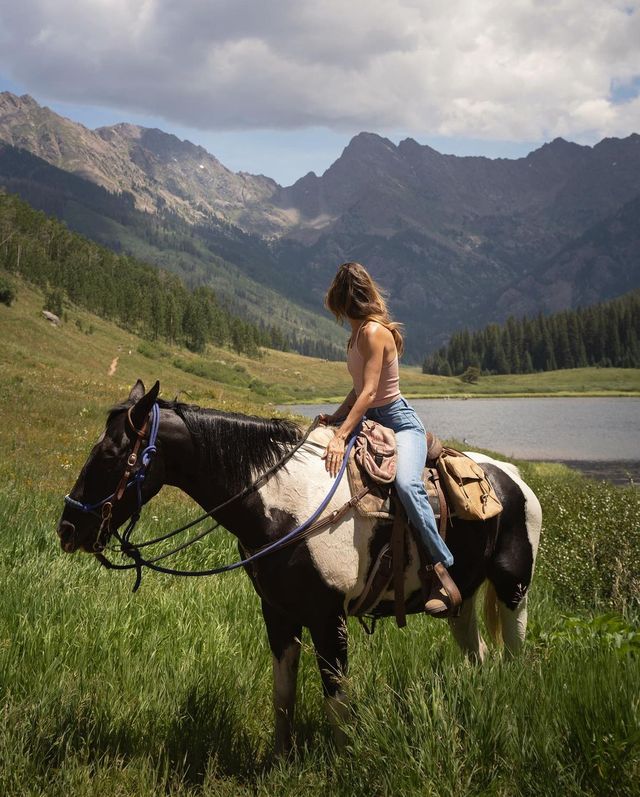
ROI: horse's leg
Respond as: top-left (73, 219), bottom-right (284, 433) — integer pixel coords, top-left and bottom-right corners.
top-left (309, 613), bottom-right (350, 750)
top-left (261, 600), bottom-right (302, 757)
top-left (499, 593), bottom-right (529, 656)
top-left (447, 587), bottom-right (488, 663)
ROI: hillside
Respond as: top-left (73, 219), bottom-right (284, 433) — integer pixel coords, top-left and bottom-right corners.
top-left (2, 279), bottom-right (639, 408)
top-left (500, 193), bottom-right (640, 316)
top-left (0, 147), bottom-right (345, 356)
top-left (0, 277), bottom-right (328, 416)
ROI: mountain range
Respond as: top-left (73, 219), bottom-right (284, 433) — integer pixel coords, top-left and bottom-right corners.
top-left (1, 90), bottom-right (639, 361)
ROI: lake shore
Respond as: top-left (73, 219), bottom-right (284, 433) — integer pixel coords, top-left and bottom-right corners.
top-left (285, 389), bottom-right (640, 403)
top-left (279, 397), bottom-right (640, 486)
top-left (546, 460), bottom-right (640, 486)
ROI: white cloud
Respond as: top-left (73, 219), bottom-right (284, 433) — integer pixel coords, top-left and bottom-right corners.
top-left (1, 0), bottom-right (639, 141)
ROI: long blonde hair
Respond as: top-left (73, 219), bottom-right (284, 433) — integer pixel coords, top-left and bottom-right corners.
top-left (324, 262), bottom-right (404, 356)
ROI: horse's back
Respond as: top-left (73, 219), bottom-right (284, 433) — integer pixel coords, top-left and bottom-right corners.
top-left (464, 451), bottom-right (541, 559)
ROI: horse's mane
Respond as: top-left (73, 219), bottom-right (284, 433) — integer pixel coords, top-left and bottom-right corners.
top-left (108, 398), bottom-right (303, 492)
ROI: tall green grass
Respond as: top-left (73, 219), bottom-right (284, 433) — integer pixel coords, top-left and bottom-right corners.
top-left (521, 461), bottom-right (639, 613)
top-left (1, 283), bottom-right (639, 795)
top-left (0, 466), bottom-right (638, 796)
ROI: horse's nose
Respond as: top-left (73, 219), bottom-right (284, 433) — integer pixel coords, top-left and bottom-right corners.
top-left (58, 519), bottom-right (77, 552)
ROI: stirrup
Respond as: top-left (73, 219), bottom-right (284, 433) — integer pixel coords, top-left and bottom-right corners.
top-left (423, 562), bottom-right (462, 618)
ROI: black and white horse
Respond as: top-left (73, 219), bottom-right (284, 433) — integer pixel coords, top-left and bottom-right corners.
top-left (57, 381), bottom-right (542, 754)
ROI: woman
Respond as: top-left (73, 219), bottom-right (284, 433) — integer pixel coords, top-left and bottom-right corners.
top-left (321, 262), bottom-right (461, 617)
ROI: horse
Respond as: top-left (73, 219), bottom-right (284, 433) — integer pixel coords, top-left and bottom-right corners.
top-left (57, 380), bottom-right (542, 754)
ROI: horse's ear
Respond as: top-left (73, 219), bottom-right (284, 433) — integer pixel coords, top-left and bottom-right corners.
top-left (129, 381), bottom-right (160, 432)
top-left (128, 380), bottom-right (146, 403)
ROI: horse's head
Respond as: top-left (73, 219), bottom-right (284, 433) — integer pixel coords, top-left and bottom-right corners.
top-left (57, 379), bottom-right (162, 554)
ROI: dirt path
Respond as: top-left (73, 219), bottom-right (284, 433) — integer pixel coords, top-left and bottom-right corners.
top-left (108, 356), bottom-right (119, 376)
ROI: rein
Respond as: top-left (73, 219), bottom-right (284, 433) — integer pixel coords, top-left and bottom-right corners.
top-left (67, 405), bottom-right (358, 592)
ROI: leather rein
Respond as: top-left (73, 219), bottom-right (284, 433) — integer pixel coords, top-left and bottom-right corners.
top-left (65, 405), bottom-right (361, 592)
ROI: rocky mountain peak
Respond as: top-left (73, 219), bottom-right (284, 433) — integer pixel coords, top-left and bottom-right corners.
top-left (397, 137), bottom-right (440, 156)
top-left (0, 92), bottom-right (40, 111)
top-left (0, 91), bottom-right (284, 226)
top-left (100, 123), bottom-right (220, 164)
top-left (527, 137), bottom-right (589, 162)
top-left (343, 131), bottom-right (395, 153)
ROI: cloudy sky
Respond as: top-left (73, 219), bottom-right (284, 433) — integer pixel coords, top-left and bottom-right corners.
top-left (1, 0), bottom-right (639, 184)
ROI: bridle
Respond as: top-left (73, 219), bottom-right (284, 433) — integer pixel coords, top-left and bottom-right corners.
top-left (64, 403), bottom-right (161, 552)
top-left (63, 403), bottom-right (359, 592)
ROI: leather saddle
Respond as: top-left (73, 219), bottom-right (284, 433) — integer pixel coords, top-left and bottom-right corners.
top-left (347, 432), bottom-right (449, 626)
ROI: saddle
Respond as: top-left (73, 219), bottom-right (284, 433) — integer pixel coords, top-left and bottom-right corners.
top-left (346, 430), bottom-right (449, 627)
top-left (302, 423), bottom-right (496, 628)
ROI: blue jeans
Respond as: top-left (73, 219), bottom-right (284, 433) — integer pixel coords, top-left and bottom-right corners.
top-left (365, 397), bottom-right (454, 567)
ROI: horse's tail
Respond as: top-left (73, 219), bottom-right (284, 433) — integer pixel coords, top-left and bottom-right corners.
top-left (484, 581), bottom-right (503, 646)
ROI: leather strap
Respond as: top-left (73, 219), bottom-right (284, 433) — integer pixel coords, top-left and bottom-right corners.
top-left (412, 521), bottom-right (432, 604)
top-left (431, 467), bottom-right (449, 541)
top-left (114, 410), bottom-right (150, 502)
top-left (413, 468), bottom-right (449, 603)
top-left (392, 502), bottom-right (407, 628)
top-left (348, 543), bottom-right (393, 616)
top-left (432, 562), bottom-right (462, 614)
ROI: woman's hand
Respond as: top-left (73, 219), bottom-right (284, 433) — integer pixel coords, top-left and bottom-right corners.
top-left (318, 413), bottom-right (335, 426)
top-left (322, 433), bottom-right (346, 478)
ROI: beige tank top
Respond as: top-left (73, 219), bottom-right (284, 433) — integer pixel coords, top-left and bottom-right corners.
top-left (347, 321), bottom-right (401, 408)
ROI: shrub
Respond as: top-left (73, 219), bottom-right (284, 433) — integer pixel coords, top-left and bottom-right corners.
top-left (173, 357), bottom-right (251, 387)
top-left (0, 273), bottom-right (16, 306)
top-left (249, 378), bottom-right (270, 396)
top-left (44, 288), bottom-right (64, 317)
top-left (460, 366), bottom-right (481, 384)
top-left (138, 341), bottom-right (169, 360)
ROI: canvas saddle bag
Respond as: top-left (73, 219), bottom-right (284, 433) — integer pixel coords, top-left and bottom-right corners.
top-left (436, 447), bottom-right (503, 521)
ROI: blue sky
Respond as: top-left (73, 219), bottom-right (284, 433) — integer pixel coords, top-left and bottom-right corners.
top-left (1, 1), bottom-right (638, 186)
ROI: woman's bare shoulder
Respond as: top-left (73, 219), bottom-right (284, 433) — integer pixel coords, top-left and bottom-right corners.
top-left (362, 321), bottom-right (392, 338)
top-left (361, 321), bottom-right (394, 347)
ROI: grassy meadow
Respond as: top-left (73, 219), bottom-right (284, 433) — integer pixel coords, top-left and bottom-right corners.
top-left (0, 281), bottom-right (639, 796)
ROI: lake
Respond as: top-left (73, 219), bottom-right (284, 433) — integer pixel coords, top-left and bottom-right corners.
top-left (280, 397), bottom-right (640, 484)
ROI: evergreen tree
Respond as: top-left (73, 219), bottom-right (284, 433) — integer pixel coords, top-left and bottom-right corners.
top-left (422, 289), bottom-right (640, 375)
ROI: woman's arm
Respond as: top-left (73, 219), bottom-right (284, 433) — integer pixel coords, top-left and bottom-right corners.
top-left (323, 325), bottom-right (386, 476)
top-left (319, 388), bottom-right (356, 425)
